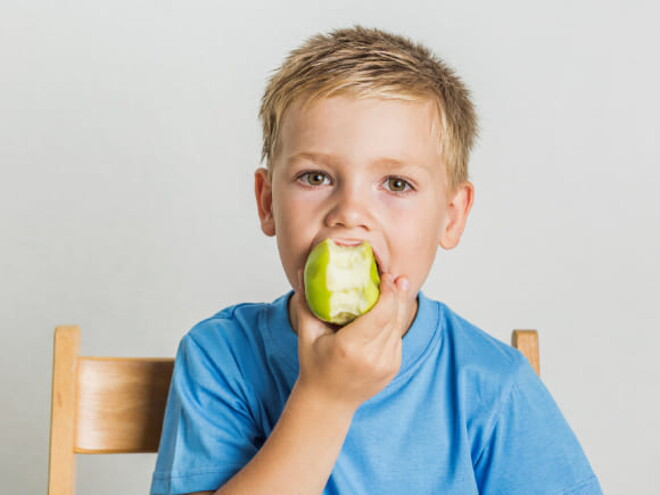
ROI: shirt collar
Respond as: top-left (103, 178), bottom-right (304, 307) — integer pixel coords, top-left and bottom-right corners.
top-left (264, 290), bottom-right (441, 378)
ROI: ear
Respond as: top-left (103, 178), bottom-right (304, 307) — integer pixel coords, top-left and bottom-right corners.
top-left (254, 167), bottom-right (276, 237)
top-left (439, 181), bottom-right (474, 250)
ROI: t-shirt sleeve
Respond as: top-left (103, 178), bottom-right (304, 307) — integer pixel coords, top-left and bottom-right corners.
top-left (150, 330), bottom-right (262, 495)
top-left (473, 355), bottom-right (602, 495)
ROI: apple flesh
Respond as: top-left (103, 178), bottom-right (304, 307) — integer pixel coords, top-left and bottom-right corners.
top-left (304, 238), bottom-right (380, 325)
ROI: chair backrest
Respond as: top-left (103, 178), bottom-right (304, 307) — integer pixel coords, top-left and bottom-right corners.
top-left (48, 325), bottom-right (539, 494)
top-left (48, 326), bottom-right (173, 495)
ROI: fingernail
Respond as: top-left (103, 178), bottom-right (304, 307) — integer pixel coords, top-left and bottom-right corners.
top-left (399, 277), bottom-right (410, 292)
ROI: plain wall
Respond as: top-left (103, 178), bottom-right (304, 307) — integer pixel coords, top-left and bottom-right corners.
top-left (2, 1), bottom-right (659, 493)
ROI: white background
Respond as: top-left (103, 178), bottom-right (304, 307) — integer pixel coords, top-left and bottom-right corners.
top-left (2, 1), bottom-right (659, 493)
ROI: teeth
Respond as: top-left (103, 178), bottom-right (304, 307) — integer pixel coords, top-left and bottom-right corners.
top-left (332, 239), bottom-right (363, 247)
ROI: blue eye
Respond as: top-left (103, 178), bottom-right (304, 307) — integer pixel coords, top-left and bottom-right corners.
top-left (385, 177), bottom-right (413, 193)
top-left (300, 171), bottom-right (330, 186)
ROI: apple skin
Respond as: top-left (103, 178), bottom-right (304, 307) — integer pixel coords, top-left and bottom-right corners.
top-left (304, 239), bottom-right (380, 325)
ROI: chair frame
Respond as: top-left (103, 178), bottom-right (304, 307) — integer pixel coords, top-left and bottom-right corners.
top-left (511, 329), bottom-right (540, 375)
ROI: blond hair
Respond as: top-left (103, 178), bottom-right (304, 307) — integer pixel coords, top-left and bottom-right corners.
top-left (259, 25), bottom-right (478, 192)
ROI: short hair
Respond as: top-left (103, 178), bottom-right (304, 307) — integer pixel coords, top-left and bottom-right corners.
top-left (259, 25), bottom-right (478, 192)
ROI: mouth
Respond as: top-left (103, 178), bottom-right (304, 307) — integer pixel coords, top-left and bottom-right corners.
top-left (331, 238), bottom-right (365, 247)
top-left (325, 238), bottom-right (384, 276)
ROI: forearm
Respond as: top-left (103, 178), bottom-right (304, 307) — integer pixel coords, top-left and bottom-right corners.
top-left (214, 381), bottom-right (355, 495)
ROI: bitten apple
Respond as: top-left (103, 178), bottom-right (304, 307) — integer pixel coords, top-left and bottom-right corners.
top-left (304, 238), bottom-right (380, 325)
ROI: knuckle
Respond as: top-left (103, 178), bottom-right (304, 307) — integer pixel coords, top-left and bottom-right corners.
top-left (335, 336), bottom-right (358, 361)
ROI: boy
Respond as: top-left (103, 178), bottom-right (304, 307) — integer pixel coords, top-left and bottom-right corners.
top-left (151, 26), bottom-right (602, 494)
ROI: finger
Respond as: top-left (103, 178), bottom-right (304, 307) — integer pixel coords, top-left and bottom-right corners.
top-left (367, 274), bottom-right (412, 352)
top-left (345, 272), bottom-right (400, 341)
top-left (374, 273), bottom-right (412, 345)
top-left (294, 269), bottom-right (331, 344)
top-left (393, 275), bottom-right (414, 337)
top-left (394, 275), bottom-right (411, 293)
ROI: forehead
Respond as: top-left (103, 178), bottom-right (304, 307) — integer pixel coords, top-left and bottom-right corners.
top-left (276, 94), bottom-right (445, 169)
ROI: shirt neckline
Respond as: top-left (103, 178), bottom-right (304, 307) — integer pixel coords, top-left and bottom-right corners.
top-left (263, 290), bottom-right (442, 380)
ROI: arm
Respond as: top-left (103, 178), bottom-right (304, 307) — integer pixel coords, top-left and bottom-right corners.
top-left (473, 355), bottom-right (602, 494)
top-left (180, 386), bottom-right (350, 495)
top-left (203, 272), bottom-right (414, 495)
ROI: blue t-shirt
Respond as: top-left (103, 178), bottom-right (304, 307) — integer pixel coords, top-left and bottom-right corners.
top-left (151, 291), bottom-right (602, 494)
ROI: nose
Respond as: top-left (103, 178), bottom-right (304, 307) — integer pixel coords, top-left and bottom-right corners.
top-left (324, 183), bottom-right (372, 230)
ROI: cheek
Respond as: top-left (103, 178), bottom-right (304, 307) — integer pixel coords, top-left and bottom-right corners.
top-left (382, 197), bottom-right (443, 270)
top-left (276, 184), bottom-right (327, 212)
top-left (273, 191), bottom-right (323, 261)
top-left (276, 192), bottom-right (322, 237)
top-left (381, 195), bottom-right (443, 234)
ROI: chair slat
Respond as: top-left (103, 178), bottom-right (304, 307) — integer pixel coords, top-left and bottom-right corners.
top-left (74, 357), bottom-right (174, 453)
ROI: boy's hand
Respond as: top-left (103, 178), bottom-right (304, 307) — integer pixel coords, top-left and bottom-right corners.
top-left (294, 270), bottom-right (415, 413)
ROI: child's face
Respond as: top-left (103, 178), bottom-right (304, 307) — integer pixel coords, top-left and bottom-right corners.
top-left (255, 94), bottom-right (473, 302)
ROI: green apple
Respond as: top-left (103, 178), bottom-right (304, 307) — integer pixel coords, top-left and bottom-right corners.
top-left (304, 238), bottom-right (380, 325)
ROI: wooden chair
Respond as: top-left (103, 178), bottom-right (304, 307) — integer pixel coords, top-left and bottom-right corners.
top-left (48, 326), bottom-right (174, 494)
top-left (47, 325), bottom-right (539, 494)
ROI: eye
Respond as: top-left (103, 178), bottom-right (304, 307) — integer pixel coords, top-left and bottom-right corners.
top-left (299, 171), bottom-right (330, 186)
top-left (384, 177), bottom-right (413, 193)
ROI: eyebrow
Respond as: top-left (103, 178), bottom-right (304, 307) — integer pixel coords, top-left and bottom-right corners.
top-left (286, 152), bottom-right (336, 166)
top-left (286, 151), bottom-right (431, 177)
